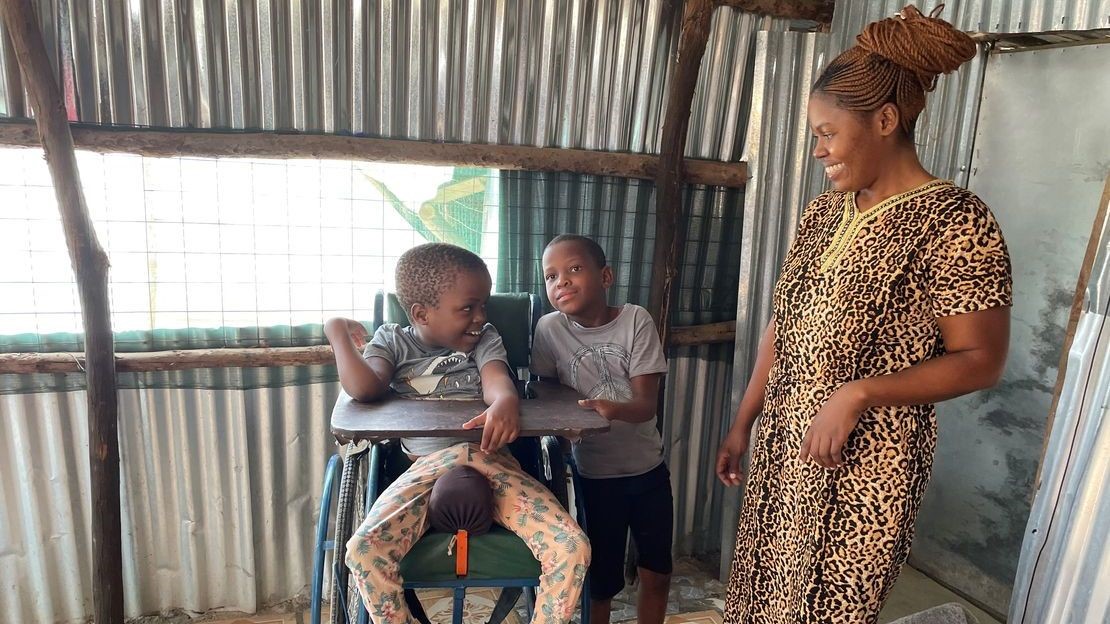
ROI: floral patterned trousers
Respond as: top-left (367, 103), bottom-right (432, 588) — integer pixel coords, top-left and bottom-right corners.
top-left (345, 442), bottom-right (591, 623)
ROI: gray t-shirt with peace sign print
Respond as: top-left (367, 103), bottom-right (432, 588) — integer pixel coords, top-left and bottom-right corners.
top-left (530, 304), bottom-right (669, 478)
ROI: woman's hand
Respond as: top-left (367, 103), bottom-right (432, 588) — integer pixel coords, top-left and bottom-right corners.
top-left (715, 425), bottom-right (752, 487)
top-left (799, 382), bottom-right (867, 468)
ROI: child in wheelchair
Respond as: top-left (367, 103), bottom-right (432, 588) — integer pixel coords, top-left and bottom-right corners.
top-left (324, 242), bottom-right (590, 624)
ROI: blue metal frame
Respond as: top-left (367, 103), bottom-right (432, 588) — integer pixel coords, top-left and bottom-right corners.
top-left (397, 580), bottom-right (540, 624)
top-left (402, 579), bottom-right (539, 589)
top-left (310, 292), bottom-right (594, 624)
top-left (311, 454), bottom-right (342, 624)
top-left (351, 444), bottom-right (383, 624)
top-left (567, 452), bottom-right (592, 624)
top-left (311, 446), bottom-right (593, 624)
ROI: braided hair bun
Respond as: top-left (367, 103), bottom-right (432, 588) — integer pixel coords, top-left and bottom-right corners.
top-left (814, 5), bottom-right (976, 136)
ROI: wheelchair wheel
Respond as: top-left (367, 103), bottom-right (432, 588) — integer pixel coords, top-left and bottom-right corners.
top-left (330, 442), bottom-right (371, 624)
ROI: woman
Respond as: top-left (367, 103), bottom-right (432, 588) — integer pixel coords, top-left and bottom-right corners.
top-left (715, 6), bottom-right (1012, 623)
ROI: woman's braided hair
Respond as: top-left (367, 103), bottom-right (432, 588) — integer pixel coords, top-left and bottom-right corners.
top-left (813, 5), bottom-right (976, 138)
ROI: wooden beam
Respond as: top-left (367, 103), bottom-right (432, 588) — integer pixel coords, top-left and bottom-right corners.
top-left (0, 120), bottom-right (750, 189)
top-left (0, 327), bottom-right (743, 373)
top-left (668, 320), bottom-right (736, 347)
top-left (650, 0), bottom-right (718, 347)
top-left (716, 0), bottom-right (835, 24)
top-left (0, 1), bottom-right (123, 622)
top-left (0, 346), bottom-right (336, 374)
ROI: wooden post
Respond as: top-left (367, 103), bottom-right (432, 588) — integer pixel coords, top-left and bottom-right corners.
top-left (0, 1), bottom-right (124, 622)
top-left (650, 0), bottom-right (718, 346)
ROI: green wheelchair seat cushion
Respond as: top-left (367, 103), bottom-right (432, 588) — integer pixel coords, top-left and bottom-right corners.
top-left (399, 525), bottom-right (542, 583)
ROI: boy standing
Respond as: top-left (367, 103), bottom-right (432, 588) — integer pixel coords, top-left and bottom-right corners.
top-left (326, 242), bottom-right (589, 624)
top-left (530, 234), bottom-right (673, 624)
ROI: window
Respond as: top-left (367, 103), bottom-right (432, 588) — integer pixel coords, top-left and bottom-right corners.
top-left (0, 147), bottom-right (498, 346)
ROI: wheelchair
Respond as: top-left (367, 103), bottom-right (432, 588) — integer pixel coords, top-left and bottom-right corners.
top-left (310, 292), bottom-right (592, 624)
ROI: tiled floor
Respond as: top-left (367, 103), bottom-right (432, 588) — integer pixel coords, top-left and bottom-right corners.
top-left (192, 558), bottom-right (1001, 624)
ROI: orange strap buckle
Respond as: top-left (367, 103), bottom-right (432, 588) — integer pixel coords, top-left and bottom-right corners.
top-left (454, 529), bottom-right (469, 576)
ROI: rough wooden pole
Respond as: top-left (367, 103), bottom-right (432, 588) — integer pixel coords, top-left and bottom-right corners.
top-left (0, 120), bottom-right (751, 189)
top-left (715, 0), bottom-right (835, 24)
top-left (0, 1), bottom-right (124, 622)
top-left (650, 0), bottom-right (718, 346)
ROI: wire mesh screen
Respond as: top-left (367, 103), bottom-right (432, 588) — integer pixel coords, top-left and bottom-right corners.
top-left (0, 146), bottom-right (743, 354)
top-left (0, 147), bottom-right (499, 352)
top-left (497, 171), bottom-right (744, 326)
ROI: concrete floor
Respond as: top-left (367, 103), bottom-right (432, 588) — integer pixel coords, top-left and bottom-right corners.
top-left (601, 558), bottom-right (1003, 624)
top-left (880, 566), bottom-right (1002, 624)
top-left (191, 557), bottom-right (1005, 624)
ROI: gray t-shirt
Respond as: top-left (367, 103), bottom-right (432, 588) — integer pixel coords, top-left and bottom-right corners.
top-left (364, 323), bottom-right (509, 456)
top-left (530, 304), bottom-right (669, 478)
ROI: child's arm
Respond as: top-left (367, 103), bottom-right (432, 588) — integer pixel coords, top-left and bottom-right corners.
top-left (577, 373), bottom-right (661, 423)
top-left (463, 361), bottom-right (521, 453)
top-left (528, 318), bottom-right (558, 382)
top-left (324, 317), bottom-right (393, 401)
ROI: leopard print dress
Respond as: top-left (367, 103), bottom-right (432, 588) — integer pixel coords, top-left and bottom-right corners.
top-left (724, 180), bottom-right (1012, 623)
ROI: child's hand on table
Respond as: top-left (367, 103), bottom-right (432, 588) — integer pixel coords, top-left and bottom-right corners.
top-left (577, 398), bottom-right (618, 420)
top-left (462, 399), bottom-right (520, 453)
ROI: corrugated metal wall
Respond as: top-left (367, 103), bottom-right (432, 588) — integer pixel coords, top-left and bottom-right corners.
top-left (6, 0), bottom-right (1107, 620)
top-left (0, 0), bottom-right (682, 147)
top-left (727, 0), bottom-right (1110, 611)
top-left (917, 41), bottom-right (1110, 617)
top-left (0, 2), bottom-right (785, 621)
top-left (0, 376), bottom-right (340, 623)
top-left (1010, 195), bottom-right (1110, 622)
top-left (493, 7), bottom-right (784, 564)
top-left (722, 28), bottom-right (827, 575)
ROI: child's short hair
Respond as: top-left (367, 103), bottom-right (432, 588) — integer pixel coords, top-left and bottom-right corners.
top-left (395, 243), bottom-right (488, 311)
top-left (546, 234), bottom-right (607, 268)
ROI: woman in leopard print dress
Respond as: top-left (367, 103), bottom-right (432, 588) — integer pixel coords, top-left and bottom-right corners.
top-left (716, 7), bottom-right (1012, 623)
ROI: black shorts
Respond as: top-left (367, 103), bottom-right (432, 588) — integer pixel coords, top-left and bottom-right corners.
top-left (579, 462), bottom-right (674, 600)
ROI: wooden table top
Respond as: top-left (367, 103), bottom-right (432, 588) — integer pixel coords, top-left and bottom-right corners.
top-left (330, 381), bottom-right (610, 443)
